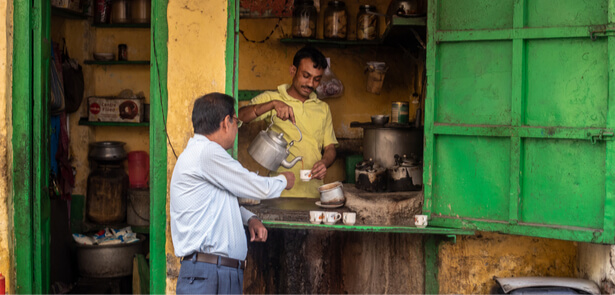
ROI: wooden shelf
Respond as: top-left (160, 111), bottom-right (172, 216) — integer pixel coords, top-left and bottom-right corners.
top-left (51, 6), bottom-right (88, 19)
top-left (92, 23), bottom-right (150, 28)
top-left (79, 118), bottom-right (149, 127)
top-left (84, 60), bottom-right (150, 65)
top-left (280, 16), bottom-right (426, 50)
top-left (280, 38), bottom-right (381, 47)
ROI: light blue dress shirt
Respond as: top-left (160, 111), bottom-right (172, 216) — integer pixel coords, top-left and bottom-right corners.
top-left (170, 134), bottom-right (287, 260)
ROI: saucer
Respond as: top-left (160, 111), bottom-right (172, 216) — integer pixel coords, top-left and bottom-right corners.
top-left (315, 201), bottom-right (344, 209)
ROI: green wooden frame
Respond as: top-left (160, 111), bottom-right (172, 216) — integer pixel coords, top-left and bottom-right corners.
top-left (13, 0), bottom-right (51, 292)
top-left (13, 0), bottom-right (35, 292)
top-left (150, 0), bottom-right (168, 293)
top-left (227, 0), bottom-right (239, 157)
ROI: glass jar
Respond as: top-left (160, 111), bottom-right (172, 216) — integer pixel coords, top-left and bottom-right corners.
top-left (324, 1), bottom-right (348, 40)
top-left (292, 0), bottom-right (317, 39)
top-left (357, 5), bottom-right (379, 41)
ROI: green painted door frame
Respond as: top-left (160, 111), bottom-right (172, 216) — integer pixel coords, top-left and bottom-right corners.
top-left (150, 0), bottom-right (168, 293)
top-left (13, 0), bottom-right (51, 292)
top-left (423, 0), bottom-right (615, 244)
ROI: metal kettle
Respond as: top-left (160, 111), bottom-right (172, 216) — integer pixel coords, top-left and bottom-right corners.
top-left (248, 116), bottom-right (303, 171)
top-left (388, 154), bottom-right (423, 192)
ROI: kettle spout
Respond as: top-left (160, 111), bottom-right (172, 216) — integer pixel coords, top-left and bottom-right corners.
top-left (281, 156), bottom-right (303, 169)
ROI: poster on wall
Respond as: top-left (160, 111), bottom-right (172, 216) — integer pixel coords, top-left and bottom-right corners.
top-left (240, 0), bottom-right (319, 18)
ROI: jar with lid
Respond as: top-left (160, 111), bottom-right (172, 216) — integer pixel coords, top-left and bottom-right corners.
top-left (324, 1), bottom-right (348, 40)
top-left (86, 142), bottom-right (128, 224)
top-left (357, 5), bottom-right (379, 41)
top-left (292, 0), bottom-right (317, 38)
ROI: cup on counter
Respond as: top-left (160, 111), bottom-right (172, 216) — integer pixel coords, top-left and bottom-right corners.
top-left (309, 211), bottom-right (324, 224)
top-left (324, 212), bottom-right (342, 225)
top-left (343, 212), bottom-right (356, 225)
top-left (300, 169), bottom-right (312, 182)
top-left (414, 214), bottom-right (428, 228)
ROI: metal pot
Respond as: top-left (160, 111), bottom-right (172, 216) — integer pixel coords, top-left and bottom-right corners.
top-left (363, 126), bottom-right (423, 168)
top-left (248, 116), bottom-right (303, 171)
top-left (386, 0), bottom-right (425, 17)
top-left (75, 234), bottom-right (145, 278)
top-left (388, 154), bottom-right (422, 192)
top-left (88, 141), bottom-right (127, 162)
top-left (318, 181), bottom-right (345, 205)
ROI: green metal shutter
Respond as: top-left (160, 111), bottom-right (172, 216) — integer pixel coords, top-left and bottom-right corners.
top-left (423, 0), bottom-right (615, 243)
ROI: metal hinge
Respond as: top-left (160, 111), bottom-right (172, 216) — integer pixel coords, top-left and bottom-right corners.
top-left (590, 26), bottom-right (615, 41)
top-left (587, 130), bottom-right (614, 144)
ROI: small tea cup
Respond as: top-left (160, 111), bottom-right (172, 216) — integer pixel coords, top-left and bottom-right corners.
top-left (414, 214), bottom-right (428, 228)
top-left (299, 169), bottom-right (312, 182)
top-left (323, 212), bottom-right (342, 225)
top-left (343, 212), bottom-right (356, 225)
top-left (309, 211), bottom-right (324, 224)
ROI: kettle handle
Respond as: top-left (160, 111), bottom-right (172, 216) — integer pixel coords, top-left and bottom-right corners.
top-left (267, 116), bottom-right (303, 147)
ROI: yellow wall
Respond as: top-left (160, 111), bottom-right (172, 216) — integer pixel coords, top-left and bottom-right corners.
top-left (439, 232), bottom-right (578, 294)
top-left (0, 0), bottom-right (12, 292)
top-left (165, 0), bottom-right (230, 292)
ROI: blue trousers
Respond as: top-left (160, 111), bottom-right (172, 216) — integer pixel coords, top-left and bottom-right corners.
top-left (176, 259), bottom-right (244, 294)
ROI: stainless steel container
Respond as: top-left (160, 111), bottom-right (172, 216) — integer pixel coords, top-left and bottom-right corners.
top-left (363, 126), bottom-right (423, 168)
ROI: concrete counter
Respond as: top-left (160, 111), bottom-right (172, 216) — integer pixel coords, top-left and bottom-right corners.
top-left (246, 183), bottom-right (424, 226)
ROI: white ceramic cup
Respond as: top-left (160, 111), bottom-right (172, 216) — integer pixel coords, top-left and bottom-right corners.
top-left (309, 211), bottom-right (324, 224)
top-left (414, 214), bottom-right (428, 228)
top-left (299, 169), bottom-right (312, 182)
top-left (343, 212), bottom-right (356, 225)
top-left (324, 212), bottom-right (342, 225)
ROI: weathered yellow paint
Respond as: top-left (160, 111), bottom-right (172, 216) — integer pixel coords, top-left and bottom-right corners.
top-left (165, 0), bottom-right (230, 292)
top-left (438, 232), bottom-right (578, 294)
top-left (0, 0), bottom-right (12, 292)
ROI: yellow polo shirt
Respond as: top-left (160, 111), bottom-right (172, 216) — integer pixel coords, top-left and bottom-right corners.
top-left (250, 84), bottom-right (338, 198)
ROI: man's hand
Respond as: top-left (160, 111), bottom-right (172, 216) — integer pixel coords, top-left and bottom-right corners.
top-left (280, 171), bottom-right (295, 190)
top-left (248, 217), bottom-right (268, 242)
top-left (273, 101), bottom-right (296, 124)
top-left (310, 160), bottom-right (327, 180)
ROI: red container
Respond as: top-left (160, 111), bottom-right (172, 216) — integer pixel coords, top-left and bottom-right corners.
top-left (128, 151), bottom-right (149, 188)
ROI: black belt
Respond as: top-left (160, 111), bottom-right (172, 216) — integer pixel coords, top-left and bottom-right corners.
top-left (182, 252), bottom-right (246, 270)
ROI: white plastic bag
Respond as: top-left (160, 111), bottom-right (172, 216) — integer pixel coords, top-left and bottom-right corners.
top-left (316, 58), bottom-right (344, 99)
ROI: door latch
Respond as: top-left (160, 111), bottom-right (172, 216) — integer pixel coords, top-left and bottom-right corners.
top-left (590, 26), bottom-right (615, 41)
top-left (587, 130), bottom-right (614, 144)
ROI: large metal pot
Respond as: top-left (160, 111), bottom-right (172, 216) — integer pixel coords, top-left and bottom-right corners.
top-left (248, 116), bottom-right (303, 171)
top-left (88, 141), bottom-right (127, 162)
top-left (75, 234), bottom-right (145, 278)
top-left (363, 126), bottom-right (423, 168)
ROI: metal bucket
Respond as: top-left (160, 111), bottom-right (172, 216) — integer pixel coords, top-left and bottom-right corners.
top-left (127, 188), bottom-right (150, 227)
top-left (75, 234), bottom-right (145, 278)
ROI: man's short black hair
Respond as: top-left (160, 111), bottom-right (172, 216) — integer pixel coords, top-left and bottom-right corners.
top-left (192, 92), bottom-right (236, 135)
top-left (292, 46), bottom-right (328, 70)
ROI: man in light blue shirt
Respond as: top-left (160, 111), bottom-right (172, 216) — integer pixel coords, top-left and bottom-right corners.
top-left (171, 92), bottom-right (295, 294)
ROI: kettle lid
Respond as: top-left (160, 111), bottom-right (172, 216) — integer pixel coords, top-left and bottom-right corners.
top-left (266, 130), bottom-right (288, 146)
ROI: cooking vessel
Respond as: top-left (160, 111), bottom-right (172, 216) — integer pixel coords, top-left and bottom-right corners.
top-left (386, 0), bottom-right (425, 17)
top-left (363, 126), bottom-right (423, 168)
top-left (88, 141), bottom-right (127, 162)
top-left (371, 115), bottom-right (389, 125)
top-left (319, 181), bottom-right (345, 205)
top-left (248, 116), bottom-right (303, 171)
top-left (75, 234), bottom-right (145, 278)
top-left (388, 154), bottom-right (422, 191)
